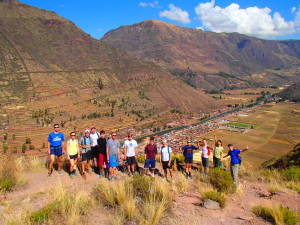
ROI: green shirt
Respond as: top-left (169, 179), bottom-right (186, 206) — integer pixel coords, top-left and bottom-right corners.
top-left (214, 146), bottom-right (224, 158)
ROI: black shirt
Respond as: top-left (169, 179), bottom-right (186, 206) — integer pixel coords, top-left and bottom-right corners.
top-left (97, 137), bottom-right (107, 154)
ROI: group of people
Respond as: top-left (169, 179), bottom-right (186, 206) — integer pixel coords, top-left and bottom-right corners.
top-left (47, 124), bottom-right (249, 184)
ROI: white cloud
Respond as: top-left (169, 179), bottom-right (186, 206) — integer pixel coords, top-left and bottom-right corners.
top-left (139, 1), bottom-right (160, 8)
top-left (291, 7), bottom-right (297, 13)
top-left (160, 4), bottom-right (191, 24)
top-left (195, 0), bottom-right (300, 38)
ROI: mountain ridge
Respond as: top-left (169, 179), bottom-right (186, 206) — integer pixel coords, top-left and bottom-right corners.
top-left (102, 20), bottom-right (300, 90)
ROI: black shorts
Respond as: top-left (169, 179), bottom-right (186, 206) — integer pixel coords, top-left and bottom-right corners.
top-left (91, 146), bottom-right (99, 158)
top-left (69, 154), bottom-right (78, 160)
top-left (202, 157), bottom-right (209, 168)
top-left (162, 161), bottom-right (172, 170)
top-left (185, 157), bottom-right (193, 164)
top-left (82, 151), bottom-right (91, 161)
top-left (126, 156), bottom-right (136, 165)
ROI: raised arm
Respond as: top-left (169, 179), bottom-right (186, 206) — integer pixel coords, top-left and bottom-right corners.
top-left (241, 146), bottom-right (249, 152)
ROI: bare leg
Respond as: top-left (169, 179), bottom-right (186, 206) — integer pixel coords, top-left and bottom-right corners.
top-left (48, 155), bottom-right (55, 174)
top-left (57, 155), bottom-right (63, 171)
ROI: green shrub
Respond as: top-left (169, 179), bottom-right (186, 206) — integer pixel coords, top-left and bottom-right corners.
top-left (29, 145), bottom-right (35, 150)
top-left (287, 184), bottom-right (300, 194)
top-left (171, 154), bottom-right (185, 164)
top-left (28, 202), bottom-right (56, 224)
top-left (22, 144), bottom-right (27, 153)
top-left (131, 174), bottom-right (154, 198)
top-left (252, 205), bottom-right (299, 225)
top-left (203, 190), bottom-right (226, 208)
top-left (0, 177), bottom-right (16, 192)
top-left (282, 167), bottom-right (300, 181)
top-left (136, 154), bottom-right (145, 164)
top-left (3, 142), bottom-right (8, 153)
top-left (25, 137), bottom-right (31, 144)
top-left (209, 168), bottom-right (235, 193)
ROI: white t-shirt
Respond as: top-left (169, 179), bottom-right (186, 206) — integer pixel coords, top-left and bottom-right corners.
top-left (124, 139), bottom-right (138, 157)
top-left (90, 132), bottom-right (99, 147)
top-left (160, 146), bottom-right (172, 161)
top-left (202, 145), bottom-right (209, 158)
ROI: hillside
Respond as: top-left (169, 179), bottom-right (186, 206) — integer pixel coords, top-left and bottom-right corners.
top-left (278, 82), bottom-right (300, 102)
top-left (102, 20), bottom-right (300, 90)
top-left (0, 1), bottom-right (213, 112)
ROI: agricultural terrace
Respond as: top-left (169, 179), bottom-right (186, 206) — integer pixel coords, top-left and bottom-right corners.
top-left (202, 102), bottom-right (300, 166)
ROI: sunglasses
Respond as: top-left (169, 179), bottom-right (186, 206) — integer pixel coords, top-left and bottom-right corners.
top-left (112, 134), bottom-right (117, 136)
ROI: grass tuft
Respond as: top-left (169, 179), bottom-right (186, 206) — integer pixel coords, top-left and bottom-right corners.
top-left (252, 205), bottom-right (299, 225)
top-left (209, 168), bottom-right (235, 193)
top-left (203, 190), bottom-right (226, 208)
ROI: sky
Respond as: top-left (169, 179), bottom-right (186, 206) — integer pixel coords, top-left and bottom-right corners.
top-left (20, 0), bottom-right (300, 40)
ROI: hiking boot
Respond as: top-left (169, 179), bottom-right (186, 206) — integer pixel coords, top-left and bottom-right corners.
top-left (108, 177), bottom-right (112, 181)
top-left (58, 170), bottom-right (63, 175)
top-left (189, 174), bottom-right (193, 179)
top-left (82, 172), bottom-right (87, 180)
top-left (99, 173), bottom-right (103, 178)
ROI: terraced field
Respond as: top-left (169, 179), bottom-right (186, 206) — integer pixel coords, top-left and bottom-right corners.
top-left (202, 102), bottom-right (300, 166)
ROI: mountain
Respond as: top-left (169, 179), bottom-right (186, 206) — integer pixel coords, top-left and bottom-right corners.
top-left (0, 1), bottom-right (214, 113)
top-left (102, 20), bottom-right (300, 90)
top-left (278, 82), bottom-right (300, 102)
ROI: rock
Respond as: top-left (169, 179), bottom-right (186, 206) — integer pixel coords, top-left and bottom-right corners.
top-left (237, 216), bottom-right (253, 221)
top-left (203, 199), bottom-right (220, 210)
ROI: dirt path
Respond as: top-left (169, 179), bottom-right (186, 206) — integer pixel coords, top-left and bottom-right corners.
top-left (1, 170), bottom-right (300, 225)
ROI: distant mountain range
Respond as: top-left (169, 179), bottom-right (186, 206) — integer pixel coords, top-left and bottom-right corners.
top-left (102, 20), bottom-right (300, 90)
top-left (0, 0), bottom-right (213, 112)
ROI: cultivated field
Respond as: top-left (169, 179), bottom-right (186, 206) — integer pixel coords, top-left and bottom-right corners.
top-left (202, 102), bottom-right (300, 166)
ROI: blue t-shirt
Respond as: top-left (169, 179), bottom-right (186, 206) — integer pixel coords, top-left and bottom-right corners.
top-left (48, 132), bottom-right (65, 147)
top-left (229, 149), bottom-right (240, 164)
top-left (182, 145), bottom-right (198, 159)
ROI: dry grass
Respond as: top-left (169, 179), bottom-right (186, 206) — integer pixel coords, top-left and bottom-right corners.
top-left (252, 204), bottom-right (299, 225)
top-left (0, 155), bottom-right (27, 193)
top-left (171, 173), bottom-right (188, 194)
top-left (94, 176), bottom-right (173, 225)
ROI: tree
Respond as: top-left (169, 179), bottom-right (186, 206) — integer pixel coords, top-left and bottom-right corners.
top-left (22, 143), bottom-right (27, 153)
top-left (3, 142), bottom-right (8, 153)
top-left (97, 78), bottom-right (104, 90)
top-left (25, 137), bottom-right (31, 144)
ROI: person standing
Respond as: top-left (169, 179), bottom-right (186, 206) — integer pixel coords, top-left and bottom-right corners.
top-left (159, 140), bottom-right (173, 180)
top-left (67, 132), bottom-right (80, 177)
top-left (47, 124), bottom-right (65, 176)
top-left (123, 133), bottom-right (138, 176)
top-left (182, 140), bottom-right (198, 179)
top-left (201, 139), bottom-right (211, 175)
top-left (106, 132), bottom-right (120, 181)
top-left (224, 144), bottom-right (249, 185)
top-left (213, 136), bottom-right (224, 168)
top-left (80, 130), bottom-right (92, 178)
top-left (90, 127), bottom-right (100, 170)
top-left (97, 130), bottom-right (108, 178)
top-left (144, 137), bottom-right (158, 177)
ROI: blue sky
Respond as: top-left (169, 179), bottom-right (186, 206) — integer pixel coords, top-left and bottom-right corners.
top-left (20, 0), bottom-right (300, 40)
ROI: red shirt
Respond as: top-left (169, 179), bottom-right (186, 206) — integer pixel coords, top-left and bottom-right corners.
top-left (144, 144), bottom-right (158, 159)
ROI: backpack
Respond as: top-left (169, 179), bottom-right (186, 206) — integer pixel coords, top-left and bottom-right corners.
top-left (207, 147), bottom-right (211, 156)
top-left (82, 136), bottom-right (91, 146)
top-left (161, 146), bottom-right (171, 161)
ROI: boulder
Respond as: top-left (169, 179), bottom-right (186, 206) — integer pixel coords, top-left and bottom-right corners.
top-left (203, 199), bottom-right (220, 210)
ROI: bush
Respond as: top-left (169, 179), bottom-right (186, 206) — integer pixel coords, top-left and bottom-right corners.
top-left (22, 144), bottom-right (27, 153)
top-left (282, 167), bottom-right (300, 182)
top-left (28, 202), bottom-right (56, 224)
top-left (131, 174), bottom-right (154, 199)
top-left (203, 190), bottom-right (226, 208)
top-left (29, 145), bottom-right (35, 150)
top-left (171, 154), bottom-right (185, 164)
top-left (287, 184), bottom-right (300, 194)
top-left (252, 205), bottom-right (299, 225)
top-left (0, 155), bottom-right (22, 193)
top-left (25, 137), bottom-right (31, 144)
top-left (136, 154), bottom-right (145, 164)
top-left (209, 168), bottom-right (235, 193)
top-left (3, 142), bottom-right (8, 153)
